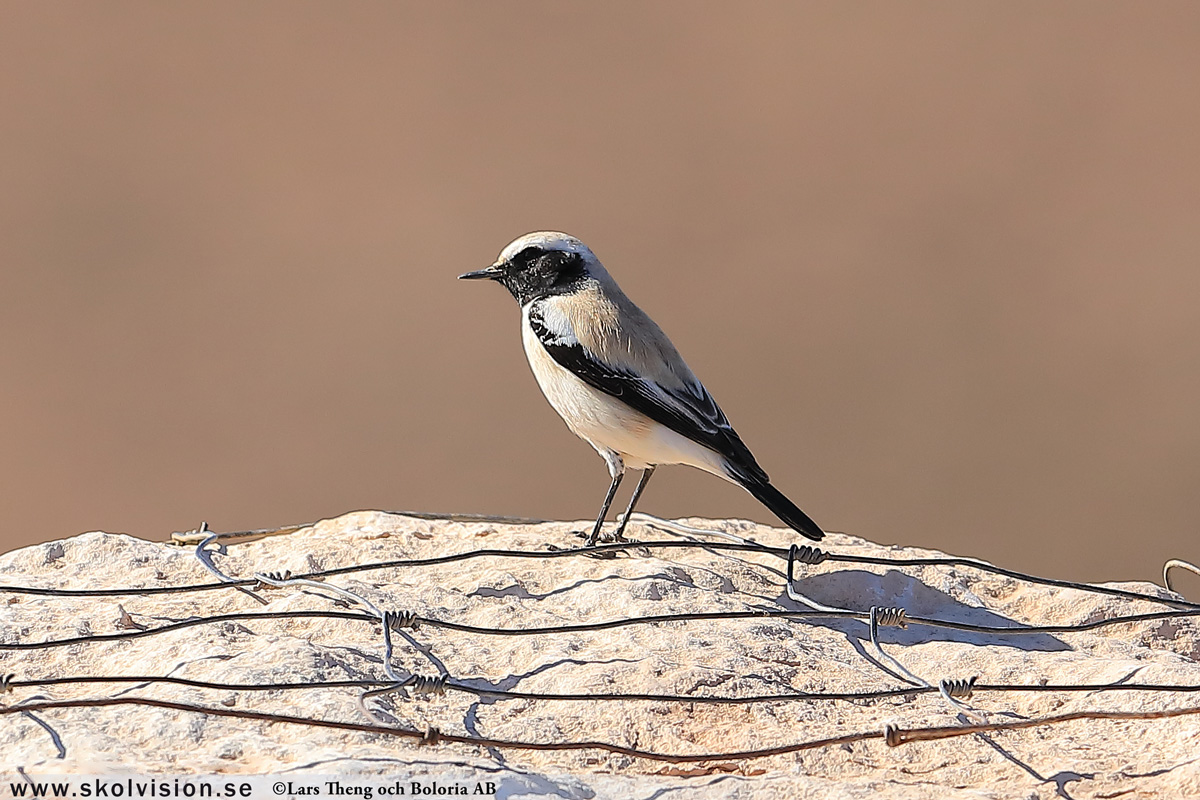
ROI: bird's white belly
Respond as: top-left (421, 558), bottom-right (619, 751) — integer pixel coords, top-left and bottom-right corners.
top-left (521, 317), bottom-right (727, 476)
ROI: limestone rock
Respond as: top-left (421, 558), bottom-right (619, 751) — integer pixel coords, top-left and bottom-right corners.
top-left (1, 512), bottom-right (1198, 799)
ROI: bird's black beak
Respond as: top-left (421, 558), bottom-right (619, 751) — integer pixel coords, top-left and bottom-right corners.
top-left (458, 264), bottom-right (503, 281)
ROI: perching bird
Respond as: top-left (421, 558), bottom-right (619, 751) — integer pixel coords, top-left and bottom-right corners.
top-left (459, 231), bottom-right (824, 545)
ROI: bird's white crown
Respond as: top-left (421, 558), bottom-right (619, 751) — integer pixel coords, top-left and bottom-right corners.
top-left (498, 231), bottom-right (597, 264)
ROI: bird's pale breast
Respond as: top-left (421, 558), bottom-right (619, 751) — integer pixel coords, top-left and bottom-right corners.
top-left (520, 309), bottom-right (727, 476)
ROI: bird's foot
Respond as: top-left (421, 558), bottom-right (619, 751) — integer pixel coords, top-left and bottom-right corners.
top-left (567, 528), bottom-right (633, 558)
top-left (583, 529), bottom-right (640, 545)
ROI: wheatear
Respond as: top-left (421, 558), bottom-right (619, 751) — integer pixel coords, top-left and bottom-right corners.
top-left (460, 231), bottom-right (825, 545)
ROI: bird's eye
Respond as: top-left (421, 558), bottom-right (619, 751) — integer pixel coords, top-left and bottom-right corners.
top-left (515, 247), bottom-right (544, 266)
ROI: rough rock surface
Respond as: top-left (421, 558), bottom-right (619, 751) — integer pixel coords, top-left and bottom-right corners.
top-left (1, 511), bottom-right (1198, 799)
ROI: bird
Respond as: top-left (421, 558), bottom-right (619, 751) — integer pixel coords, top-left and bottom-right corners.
top-left (459, 231), bottom-right (824, 546)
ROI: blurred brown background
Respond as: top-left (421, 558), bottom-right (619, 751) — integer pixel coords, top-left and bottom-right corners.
top-left (0, 2), bottom-right (1197, 586)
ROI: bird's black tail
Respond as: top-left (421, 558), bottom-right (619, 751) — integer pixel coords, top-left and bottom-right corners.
top-left (731, 470), bottom-right (824, 541)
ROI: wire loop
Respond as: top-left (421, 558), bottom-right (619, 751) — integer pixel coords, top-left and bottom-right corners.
top-left (867, 606), bottom-right (925, 688)
top-left (1164, 559), bottom-right (1200, 595)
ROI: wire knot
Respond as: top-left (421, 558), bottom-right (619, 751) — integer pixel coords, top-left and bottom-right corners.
top-left (939, 676), bottom-right (977, 700)
top-left (0, 673), bottom-right (15, 693)
top-left (384, 610), bottom-right (421, 632)
top-left (408, 673), bottom-right (448, 696)
top-left (884, 724), bottom-right (905, 747)
top-left (254, 570), bottom-right (292, 589)
top-left (419, 724), bottom-right (441, 746)
top-left (786, 544), bottom-right (830, 589)
top-left (789, 543), bottom-right (828, 567)
top-left (871, 606), bottom-right (909, 629)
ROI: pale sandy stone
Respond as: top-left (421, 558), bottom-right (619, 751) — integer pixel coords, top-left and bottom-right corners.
top-left (0, 512), bottom-right (1197, 799)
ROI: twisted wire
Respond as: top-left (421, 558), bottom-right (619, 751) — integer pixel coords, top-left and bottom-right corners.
top-left (408, 673), bottom-right (449, 696)
top-left (4, 697), bottom-right (1198, 763)
top-left (938, 677), bottom-right (978, 700)
top-left (884, 724), bottom-right (903, 747)
top-left (4, 606), bottom-right (1199, 652)
top-left (789, 543), bottom-right (829, 566)
top-left (868, 606), bottom-right (924, 689)
top-left (419, 725), bottom-right (441, 746)
top-left (254, 570), bottom-right (292, 589)
top-left (870, 607), bottom-right (909, 629)
top-left (6, 524), bottom-right (1195, 612)
top-left (3, 673), bottom-right (1198, 703)
top-left (383, 610), bottom-right (421, 631)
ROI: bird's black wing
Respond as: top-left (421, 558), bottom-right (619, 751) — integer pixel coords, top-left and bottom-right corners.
top-left (528, 304), bottom-right (768, 483)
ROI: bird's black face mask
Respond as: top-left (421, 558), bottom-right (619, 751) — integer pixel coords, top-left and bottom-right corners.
top-left (459, 247), bottom-right (587, 305)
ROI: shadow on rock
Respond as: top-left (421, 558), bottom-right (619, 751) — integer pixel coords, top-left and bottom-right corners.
top-left (779, 569), bottom-right (1070, 651)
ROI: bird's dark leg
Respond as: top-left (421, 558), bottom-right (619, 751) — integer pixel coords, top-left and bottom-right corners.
top-left (612, 465), bottom-right (656, 541)
top-left (586, 471), bottom-right (624, 547)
